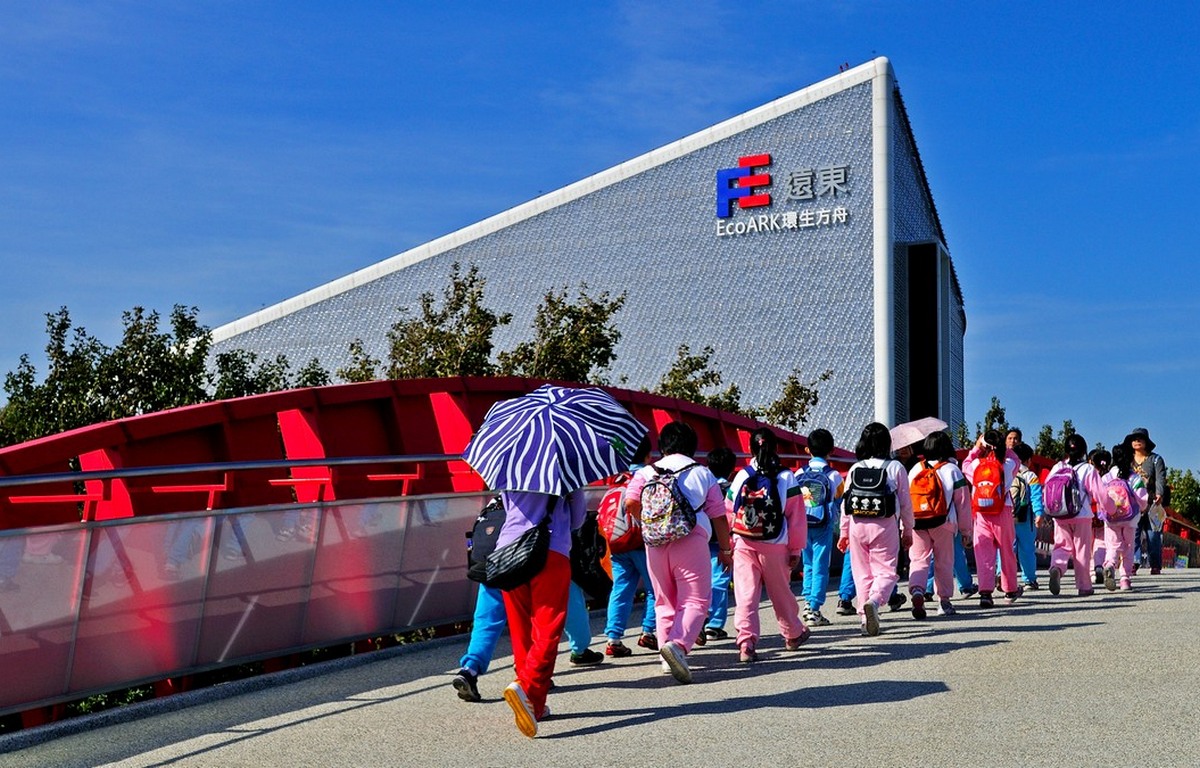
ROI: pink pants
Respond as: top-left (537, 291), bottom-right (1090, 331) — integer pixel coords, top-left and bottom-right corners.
top-left (732, 537), bottom-right (804, 650)
top-left (847, 516), bottom-right (899, 619)
top-left (645, 528), bottom-right (713, 654)
top-left (1103, 521), bottom-right (1138, 580)
top-left (973, 513), bottom-right (1019, 594)
top-left (909, 522), bottom-right (954, 600)
top-left (1050, 517), bottom-right (1095, 592)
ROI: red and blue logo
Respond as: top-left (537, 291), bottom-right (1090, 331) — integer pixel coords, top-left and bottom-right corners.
top-left (716, 154), bottom-right (771, 218)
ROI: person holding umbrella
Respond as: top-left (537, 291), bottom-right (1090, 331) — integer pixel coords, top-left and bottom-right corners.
top-left (463, 385), bottom-right (647, 737)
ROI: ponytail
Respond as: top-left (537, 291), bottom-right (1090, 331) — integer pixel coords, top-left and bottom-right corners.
top-left (750, 427), bottom-right (781, 476)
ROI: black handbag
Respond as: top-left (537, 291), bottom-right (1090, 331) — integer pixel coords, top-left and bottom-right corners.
top-left (484, 496), bottom-right (554, 591)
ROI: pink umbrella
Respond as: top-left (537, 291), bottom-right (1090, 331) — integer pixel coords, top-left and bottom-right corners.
top-left (889, 417), bottom-right (948, 450)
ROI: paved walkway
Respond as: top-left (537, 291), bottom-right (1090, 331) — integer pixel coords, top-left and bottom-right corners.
top-left (3, 569), bottom-right (1198, 767)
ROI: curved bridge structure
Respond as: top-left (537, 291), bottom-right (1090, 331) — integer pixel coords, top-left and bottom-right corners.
top-left (0, 377), bottom-right (851, 728)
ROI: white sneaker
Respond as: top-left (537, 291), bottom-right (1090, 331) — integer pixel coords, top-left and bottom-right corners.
top-left (503, 682), bottom-right (538, 738)
top-left (863, 601), bottom-right (880, 636)
top-left (659, 640), bottom-right (692, 684)
top-left (661, 660), bottom-right (672, 674)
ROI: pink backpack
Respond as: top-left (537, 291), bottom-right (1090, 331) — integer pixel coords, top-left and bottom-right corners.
top-left (1101, 475), bottom-right (1137, 523)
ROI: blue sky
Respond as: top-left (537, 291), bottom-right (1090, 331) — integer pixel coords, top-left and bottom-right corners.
top-left (2, 2), bottom-right (1198, 469)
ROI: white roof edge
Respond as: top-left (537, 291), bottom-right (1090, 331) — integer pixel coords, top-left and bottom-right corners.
top-left (212, 57), bottom-right (893, 343)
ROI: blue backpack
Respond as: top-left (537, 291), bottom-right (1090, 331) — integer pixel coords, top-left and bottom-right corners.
top-left (795, 463), bottom-right (836, 526)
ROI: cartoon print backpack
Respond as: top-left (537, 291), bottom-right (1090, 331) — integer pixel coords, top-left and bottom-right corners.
top-left (1043, 462), bottom-right (1084, 519)
top-left (970, 454), bottom-right (1006, 516)
top-left (639, 462), bottom-right (699, 547)
top-left (732, 465), bottom-right (784, 540)
top-left (795, 463), bottom-right (836, 527)
top-left (1101, 474), bottom-right (1137, 523)
top-left (845, 463), bottom-right (896, 518)
top-left (910, 460), bottom-right (948, 528)
top-left (596, 472), bottom-right (644, 554)
top-left (1010, 471), bottom-right (1033, 523)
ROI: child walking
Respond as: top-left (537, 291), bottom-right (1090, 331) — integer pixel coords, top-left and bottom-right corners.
top-left (729, 428), bottom-right (808, 662)
top-left (962, 430), bottom-right (1022, 607)
top-left (837, 422), bottom-right (913, 636)
top-left (1046, 434), bottom-right (1104, 596)
top-left (1101, 443), bottom-right (1148, 591)
top-left (798, 428), bottom-right (844, 627)
top-left (907, 431), bottom-right (972, 618)
top-left (624, 421), bottom-right (734, 684)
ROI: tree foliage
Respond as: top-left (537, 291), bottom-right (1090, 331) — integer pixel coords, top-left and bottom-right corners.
top-left (1034, 419), bottom-right (1076, 461)
top-left (386, 262), bottom-right (511, 379)
top-left (1166, 468), bottom-right (1200, 527)
top-left (0, 305), bottom-right (213, 446)
top-left (497, 285), bottom-right (625, 384)
top-left (760, 368), bottom-right (833, 433)
top-left (336, 339), bottom-right (380, 383)
top-left (212, 350), bottom-right (293, 400)
top-left (654, 344), bottom-right (745, 413)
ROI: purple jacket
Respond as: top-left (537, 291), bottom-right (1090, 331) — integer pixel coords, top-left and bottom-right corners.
top-left (496, 490), bottom-right (586, 557)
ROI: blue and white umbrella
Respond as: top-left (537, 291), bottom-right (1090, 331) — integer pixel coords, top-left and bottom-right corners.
top-left (463, 384), bottom-right (647, 495)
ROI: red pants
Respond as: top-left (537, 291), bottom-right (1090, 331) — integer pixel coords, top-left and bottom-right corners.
top-left (502, 551), bottom-right (570, 718)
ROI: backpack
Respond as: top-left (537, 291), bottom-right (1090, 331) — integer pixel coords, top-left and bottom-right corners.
top-left (1101, 474), bottom-right (1137, 523)
top-left (732, 465), bottom-right (784, 540)
top-left (795, 463), bottom-right (836, 527)
top-left (970, 455), bottom-right (1006, 516)
top-left (845, 463), bottom-right (896, 518)
top-left (596, 473), bottom-right (644, 554)
top-left (1043, 462), bottom-right (1084, 519)
top-left (466, 495), bottom-right (505, 583)
top-left (1010, 472), bottom-right (1033, 523)
top-left (571, 510), bottom-right (612, 598)
top-left (639, 462), bottom-right (699, 547)
top-left (910, 460), bottom-right (948, 529)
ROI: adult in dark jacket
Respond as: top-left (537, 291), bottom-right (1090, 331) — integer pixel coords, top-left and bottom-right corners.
top-left (1124, 428), bottom-right (1168, 574)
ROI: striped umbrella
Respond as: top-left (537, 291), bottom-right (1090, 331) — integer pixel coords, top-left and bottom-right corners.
top-left (463, 384), bottom-right (647, 495)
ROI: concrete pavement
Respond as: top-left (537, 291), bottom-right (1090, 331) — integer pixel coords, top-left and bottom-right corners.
top-left (2, 569), bottom-right (1197, 767)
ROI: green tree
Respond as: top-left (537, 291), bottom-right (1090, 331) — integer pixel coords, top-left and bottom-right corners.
top-left (1034, 419), bottom-right (1076, 460)
top-left (497, 285), bottom-right (626, 384)
top-left (386, 262), bottom-right (512, 379)
top-left (653, 344), bottom-right (745, 414)
top-left (974, 396), bottom-right (1010, 438)
top-left (97, 305), bottom-right (212, 420)
top-left (336, 339), bottom-right (380, 383)
top-left (295, 358), bottom-right (332, 388)
top-left (759, 368), bottom-right (833, 433)
top-left (1165, 468), bottom-right (1200, 526)
top-left (213, 350), bottom-right (292, 399)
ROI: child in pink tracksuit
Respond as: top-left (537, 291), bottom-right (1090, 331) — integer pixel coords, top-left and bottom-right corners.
top-left (1048, 433), bottom-right (1104, 596)
top-left (1101, 444), bottom-right (1148, 591)
top-left (907, 431), bottom-right (972, 619)
top-left (728, 427), bottom-right (808, 663)
top-left (837, 422), bottom-right (913, 636)
top-left (962, 429), bottom-right (1023, 607)
top-left (624, 421), bottom-right (734, 684)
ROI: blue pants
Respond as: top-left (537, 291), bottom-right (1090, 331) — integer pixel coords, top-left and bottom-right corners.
top-left (801, 523), bottom-right (835, 611)
top-left (605, 549), bottom-right (656, 640)
top-left (1135, 518), bottom-right (1163, 569)
top-left (705, 543), bottom-right (733, 629)
top-left (1013, 516), bottom-right (1038, 583)
top-left (459, 582), bottom-right (592, 675)
top-left (838, 550), bottom-right (855, 601)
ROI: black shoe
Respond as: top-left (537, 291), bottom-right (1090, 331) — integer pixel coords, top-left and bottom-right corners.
top-left (569, 648), bottom-right (604, 666)
top-left (703, 627), bottom-right (729, 640)
top-left (911, 593), bottom-right (927, 620)
top-left (452, 669), bottom-right (481, 702)
top-left (979, 592), bottom-right (994, 608)
top-left (888, 592), bottom-right (907, 612)
top-left (1104, 567), bottom-right (1117, 592)
top-left (1049, 567), bottom-right (1062, 595)
top-left (1094, 566), bottom-right (1105, 586)
top-left (835, 599), bottom-right (856, 616)
top-left (1023, 581), bottom-right (1040, 591)
top-left (960, 584), bottom-right (979, 599)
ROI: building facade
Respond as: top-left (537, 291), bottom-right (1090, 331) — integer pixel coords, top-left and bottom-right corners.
top-left (212, 57), bottom-right (965, 446)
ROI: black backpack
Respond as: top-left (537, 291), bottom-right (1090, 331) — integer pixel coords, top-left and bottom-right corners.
top-left (466, 495), bottom-right (504, 583)
top-left (845, 464), bottom-right (897, 518)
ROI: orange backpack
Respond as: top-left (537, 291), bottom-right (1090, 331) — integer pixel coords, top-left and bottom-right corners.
top-left (910, 460), bottom-right (948, 526)
top-left (971, 455), bottom-right (1006, 516)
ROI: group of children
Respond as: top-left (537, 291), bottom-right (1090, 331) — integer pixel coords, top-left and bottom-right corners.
top-left (462, 419), bottom-right (1162, 737)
